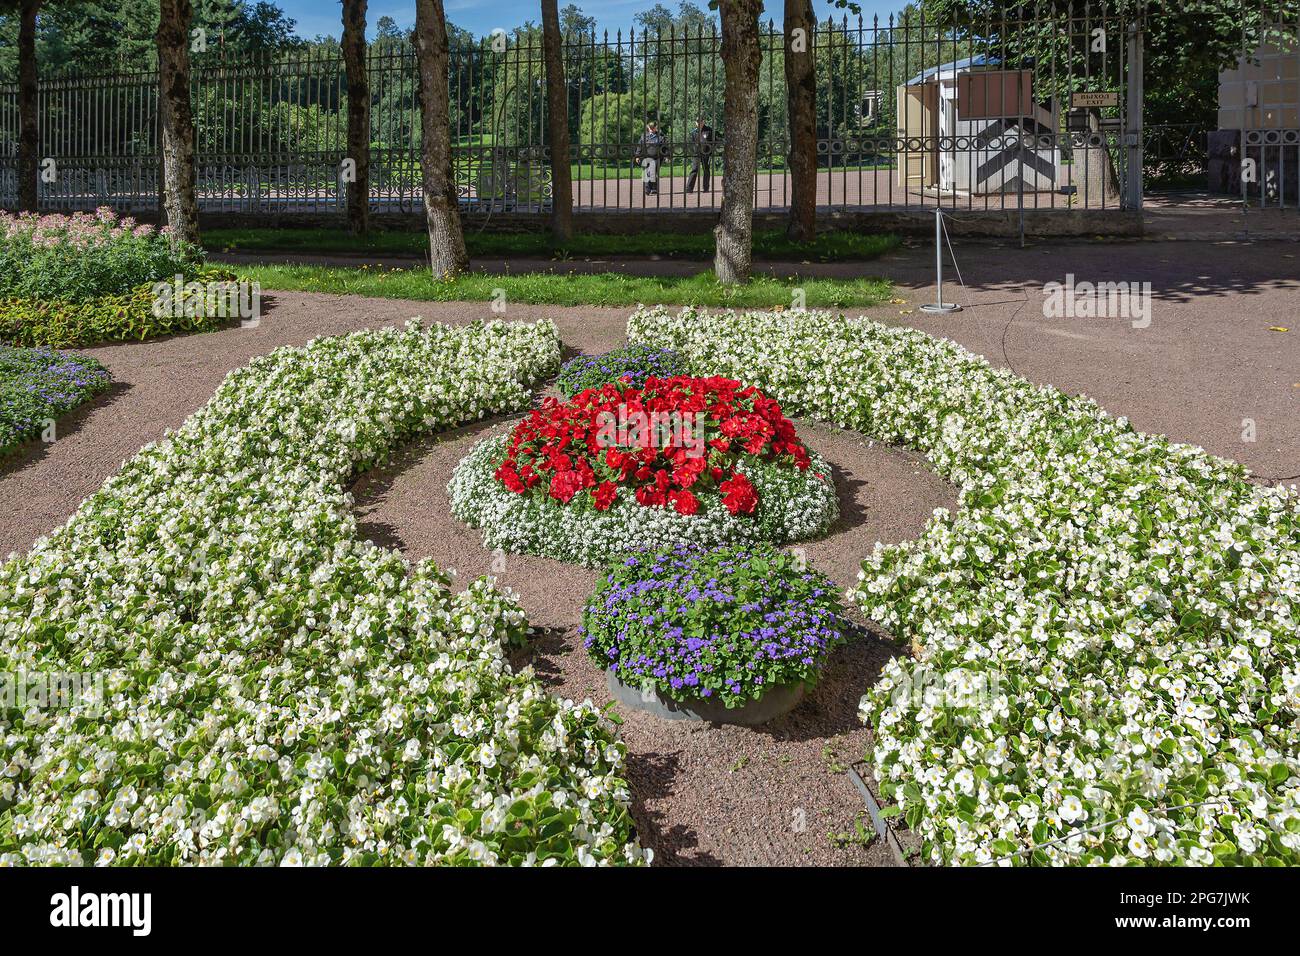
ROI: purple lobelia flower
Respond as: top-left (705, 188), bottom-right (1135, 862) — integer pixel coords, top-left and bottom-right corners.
top-left (581, 543), bottom-right (847, 709)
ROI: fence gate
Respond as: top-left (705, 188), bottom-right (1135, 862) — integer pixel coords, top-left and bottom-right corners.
top-left (1, 4), bottom-right (1141, 222)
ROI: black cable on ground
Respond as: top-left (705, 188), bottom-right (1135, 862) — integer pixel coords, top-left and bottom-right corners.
top-left (936, 225), bottom-right (1297, 486)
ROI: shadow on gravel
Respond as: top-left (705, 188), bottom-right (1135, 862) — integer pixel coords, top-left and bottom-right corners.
top-left (750, 630), bottom-right (899, 745)
top-left (828, 463), bottom-right (869, 535)
top-left (351, 411), bottom-right (523, 552)
top-left (508, 626), bottom-right (573, 686)
top-left (0, 380), bottom-right (131, 479)
top-left (625, 750), bottom-right (723, 867)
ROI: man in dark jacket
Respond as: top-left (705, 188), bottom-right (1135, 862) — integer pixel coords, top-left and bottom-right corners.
top-left (633, 120), bottom-right (664, 196)
top-left (685, 116), bottom-right (714, 193)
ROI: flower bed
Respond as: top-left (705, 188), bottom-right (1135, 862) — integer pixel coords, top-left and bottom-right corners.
top-left (0, 317), bottom-right (647, 866)
top-left (1, 208), bottom-right (199, 300)
top-left (581, 544), bottom-right (847, 710)
top-left (449, 375), bottom-right (838, 566)
top-left (0, 209), bottom-right (237, 347)
top-left (629, 305), bottom-right (1300, 866)
top-left (555, 344), bottom-right (688, 397)
top-left (0, 345), bottom-right (112, 458)
top-left (0, 265), bottom-right (241, 348)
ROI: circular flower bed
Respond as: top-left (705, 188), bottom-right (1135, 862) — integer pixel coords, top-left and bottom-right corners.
top-left (555, 344), bottom-right (688, 397)
top-left (449, 374), bottom-right (838, 566)
top-left (581, 544), bottom-right (848, 709)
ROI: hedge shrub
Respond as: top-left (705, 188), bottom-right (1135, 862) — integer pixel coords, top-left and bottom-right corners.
top-left (0, 266), bottom-right (240, 348)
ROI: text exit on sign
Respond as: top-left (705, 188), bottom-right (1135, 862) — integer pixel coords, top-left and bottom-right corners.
top-left (1072, 91), bottom-right (1119, 108)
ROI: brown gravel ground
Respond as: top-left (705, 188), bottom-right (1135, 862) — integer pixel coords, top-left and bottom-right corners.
top-left (352, 412), bottom-right (956, 866)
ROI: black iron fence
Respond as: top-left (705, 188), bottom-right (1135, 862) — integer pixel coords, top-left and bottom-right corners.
top-left (1144, 123), bottom-right (1210, 189)
top-left (0, 7), bottom-right (1139, 218)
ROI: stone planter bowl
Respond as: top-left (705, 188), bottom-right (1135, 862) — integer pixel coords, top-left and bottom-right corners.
top-left (606, 669), bottom-right (805, 726)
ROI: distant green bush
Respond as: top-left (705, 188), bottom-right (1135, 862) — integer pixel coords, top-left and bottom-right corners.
top-left (579, 91), bottom-right (661, 160)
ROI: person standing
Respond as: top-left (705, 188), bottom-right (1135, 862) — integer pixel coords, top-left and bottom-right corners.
top-left (686, 116), bottom-right (715, 193)
top-left (634, 120), bottom-right (664, 196)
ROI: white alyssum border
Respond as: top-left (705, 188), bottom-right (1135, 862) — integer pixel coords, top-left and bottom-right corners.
top-left (449, 431), bottom-right (839, 568)
top-left (629, 304), bottom-right (1300, 866)
top-left (0, 318), bottom-right (648, 867)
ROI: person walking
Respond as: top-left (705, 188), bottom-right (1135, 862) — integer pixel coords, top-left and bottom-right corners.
top-left (633, 120), bottom-right (664, 197)
top-left (685, 116), bottom-right (715, 193)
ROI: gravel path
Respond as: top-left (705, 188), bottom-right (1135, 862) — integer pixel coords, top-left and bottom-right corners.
top-left (353, 413), bottom-right (955, 866)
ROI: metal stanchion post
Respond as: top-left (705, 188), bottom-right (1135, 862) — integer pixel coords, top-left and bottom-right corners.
top-left (921, 207), bottom-right (962, 314)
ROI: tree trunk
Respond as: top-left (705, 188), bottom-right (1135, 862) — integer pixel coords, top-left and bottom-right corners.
top-left (541, 0), bottom-right (573, 242)
top-left (156, 0), bottom-right (200, 247)
top-left (1079, 110), bottom-right (1122, 206)
top-left (783, 0), bottom-right (816, 243)
top-left (713, 0), bottom-right (763, 285)
top-left (341, 0), bottom-right (370, 235)
top-left (16, 0), bottom-right (40, 213)
top-left (414, 0), bottom-right (468, 277)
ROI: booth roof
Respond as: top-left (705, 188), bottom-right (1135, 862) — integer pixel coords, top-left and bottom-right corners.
top-left (903, 54), bottom-right (1000, 87)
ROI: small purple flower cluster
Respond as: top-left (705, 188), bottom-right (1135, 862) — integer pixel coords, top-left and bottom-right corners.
top-left (581, 543), bottom-right (847, 708)
top-left (555, 344), bottom-right (688, 397)
top-left (1, 345), bottom-right (112, 457)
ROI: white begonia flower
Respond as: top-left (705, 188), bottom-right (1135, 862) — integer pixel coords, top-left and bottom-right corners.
top-left (1126, 808), bottom-right (1154, 837)
top-left (0, 318), bottom-right (642, 869)
top-left (624, 305), bottom-right (1300, 867)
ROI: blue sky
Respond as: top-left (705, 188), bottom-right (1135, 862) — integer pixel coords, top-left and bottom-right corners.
top-left (278, 1), bottom-right (906, 42)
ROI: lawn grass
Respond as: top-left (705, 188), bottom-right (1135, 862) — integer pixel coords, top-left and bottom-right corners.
top-left (205, 227), bottom-right (901, 263)
top-left (239, 263), bottom-right (894, 308)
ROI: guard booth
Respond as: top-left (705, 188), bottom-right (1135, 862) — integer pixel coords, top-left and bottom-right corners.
top-left (1215, 34), bottom-right (1300, 205)
top-left (897, 56), bottom-right (1062, 197)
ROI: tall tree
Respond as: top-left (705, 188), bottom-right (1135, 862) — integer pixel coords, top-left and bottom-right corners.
top-left (13, 0), bottom-right (40, 212)
top-left (783, 0), bottom-right (815, 242)
top-left (541, 0), bottom-right (572, 241)
top-left (340, 0), bottom-right (369, 234)
top-left (414, 0), bottom-right (468, 277)
top-left (0, 2), bottom-right (299, 78)
top-left (157, 0), bottom-right (199, 246)
top-left (713, 0), bottom-right (762, 285)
